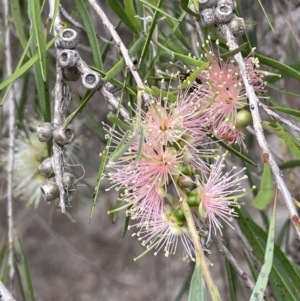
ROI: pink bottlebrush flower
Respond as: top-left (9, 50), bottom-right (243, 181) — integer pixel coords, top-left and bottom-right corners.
top-left (131, 204), bottom-right (197, 261)
top-left (105, 124), bottom-right (185, 220)
top-left (143, 91), bottom-right (208, 147)
top-left (215, 122), bottom-right (247, 152)
top-left (196, 154), bottom-right (248, 238)
top-left (244, 54), bottom-right (265, 91)
top-left (198, 57), bottom-right (248, 127)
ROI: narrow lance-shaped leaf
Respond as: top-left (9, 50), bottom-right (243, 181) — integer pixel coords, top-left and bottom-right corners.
top-left (188, 263), bottom-right (207, 301)
top-left (30, 0), bottom-right (47, 81)
top-left (262, 121), bottom-right (300, 160)
top-left (250, 191), bottom-right (277, 301)
top-left (252, 153), bottom-right (274, 210)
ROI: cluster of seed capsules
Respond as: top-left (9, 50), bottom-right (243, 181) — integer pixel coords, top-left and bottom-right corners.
top-left (37, 28), bottom-right (102, 203)
top-left (199, 0), bottom-right (245, 36)
top-left (37, 121), bottom-right (76, 203)
top-left (57, 28), bottom-right (102, 89)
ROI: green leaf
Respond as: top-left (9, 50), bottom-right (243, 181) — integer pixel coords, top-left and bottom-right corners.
top-left (64, 90), bottom-right (96, 128)
top-left (271, 107), bottom-right (300, 118)
top-left (107, 114), bottom-right (132, 130)
top-left (250, 195), bottom-right (276, 301)
top-left (10, 0), bottom-right (29, 52)
top-left (188, 264), bottom-right (207, 301)
top-left (181, 64), bottom-right (209, 89)
top-left (15, 233), bottom-right (36, 301)
top-left (74, 0), bottom-right (103, 69)
top-left (267, 97), bottom-right (300, 123)
top-left (106, 0), bottom-right (140, 35)
top-left (1, 32), bottom-right (33, 105)
top-left (30, 0), bottom-right (47, 81)
top-left (124, 0), bottom-right (143, 32)
top-left (266, 83), bottom-right (300, 97)
top-left (49, 0), bottom-right (60, 33)
top-left (138, 0), bottom-right (164, 66)
top-left (237, 208), bottom-right (300, 301)
top-left (181, 0), bottom-right (199, 18)
top-left (104, 37), bottom-right (145, 82)
top-left (252, 159), bottom-right (274, 210)
top-left (208, 134), bottom-right (257, 167)
top-left (155, 41), bottom-right (208, 67)
top-left (255, 53), bottom-right (300, 81)
top-left (139, 0), bottom-right (179, 21)
top-left (109, 130), bottom-right (137, 162)
top-left (14, 261), bottom-right (27, 301)
top-left (256, 0), bottom-right (274, 32)
top-left (262, 121), bottom-right (300, 160)
top-left (279, 160), bottom-right (300, 170)
top-left (0, 35), bottom-right (57, 94)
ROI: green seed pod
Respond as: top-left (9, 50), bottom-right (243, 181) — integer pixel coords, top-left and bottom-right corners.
top-left (40, 181), bottom-right (59, 201)
top-left (235, 109), bottom-right (252, 129)
top-left (187, 191), bottom-right (200, 206)
top-left (39, 157), bottom-right (54, 178)
top-left (173, 208), bottom-right (186, 224)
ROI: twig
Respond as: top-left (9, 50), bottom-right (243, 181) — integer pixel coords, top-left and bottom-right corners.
top-left (0, 281), bottom-right (17, 301)
top-left (100, 85), bottom-right (130, 120)
top-left (258, 101), bottom-right (300, 133)
top-left (49, 0), bottom-right (66, 213)
top-left (211, 233), bottom-right (255, 290)
top-left (59, 4), bottom-right (113, 45)
top-left (218, 24), bottom-right (300, 240)
top-left (4, 0), bottom-right (15, 289)
top-left (87, 0), bottom-right (150, 103)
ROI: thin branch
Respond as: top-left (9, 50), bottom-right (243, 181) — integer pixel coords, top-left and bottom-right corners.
top-left (100, 86), bottom-right (130, 120)
top-left (211, 233), bottom-right (255, 290)
top-left (218, 24), bottom-right (300, 240)
top-left (4, 0), bottom-right (15, 289)
top-left (0, 281), bottom-right (17, 301)
top-left (258, 101), bottom-right (300, 133)
top-left (59, 4), bottom-right (114, 45)
top-left (87, 0), bottom-right (150, 102)
top-left (49, 0), bottom-right (66, 213)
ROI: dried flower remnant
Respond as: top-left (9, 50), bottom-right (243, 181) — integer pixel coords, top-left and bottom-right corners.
top-left (1, 120), bottom-right (81, 207)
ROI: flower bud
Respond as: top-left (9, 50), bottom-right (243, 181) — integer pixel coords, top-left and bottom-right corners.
top-left (53, 126), bottom-right (75, 145)
top-left (37, 122), bottom-right (53, 142)
top-left (39, 157), bottom-right (54, 178)
top-left (200, 8), bottom-right (215, 28)
top-left (229, 15), bottom-right (245, 37)
top-left (63, 67), bottom-right (81, 81)
top-left (59, 28), bottom-right (79, 49)
top-left (173, 208), bottom-right (186, 224)
top-left (235, 109), bottom-right (252, 129)
top-left (58, 49), bottom-right (79, 68)
top-left (187, 191), bottom-right (200, 206)
top-left (40, 181), bottom-right (59, 201)
top-left (215, 3), bottom-right (233, 24)
top-left (178, 175), bottom-right (193, 188)
top-left (63, 172), bottom-right (76, 191)
top-left (81, 71), bottom-right (102, 90)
